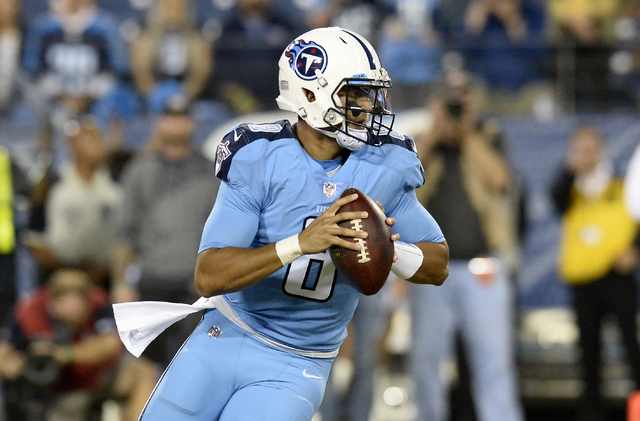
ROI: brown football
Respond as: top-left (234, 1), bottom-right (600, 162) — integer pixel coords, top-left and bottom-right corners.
top-left (330, 188), bottom-right (394, 295)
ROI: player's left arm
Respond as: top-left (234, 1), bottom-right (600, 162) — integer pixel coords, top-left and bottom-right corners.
top-left (384, 191), bottom-right (449, 286)
top-left (387, 217), bottom-right (449, 286)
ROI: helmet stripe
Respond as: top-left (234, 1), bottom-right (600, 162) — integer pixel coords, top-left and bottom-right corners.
top-left (340, 29), bottom-right (375, 70)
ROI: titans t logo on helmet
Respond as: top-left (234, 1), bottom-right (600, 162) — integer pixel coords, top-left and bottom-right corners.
top-left (284, 40), bottom-right (327, 81)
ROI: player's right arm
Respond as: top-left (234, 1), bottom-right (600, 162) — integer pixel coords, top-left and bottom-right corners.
top-left (195, 187), bottom-right (367, 298)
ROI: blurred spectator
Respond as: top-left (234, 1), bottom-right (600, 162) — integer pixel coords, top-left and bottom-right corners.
top-left (440, 0), bottom-right (551, 115)
top-left (0, 0), bottom-right (25, 117)
top-left (625, 142), bottom-right (640, 221)
top-left (376, 0), bottom-right (443, 110)
top-left (130, 0), bottom-right (214, 115)
top-left (23, 116), bottom-right (123, 288)
top-left (111, 95), bottom-right (219, 369)
top-left (548, 0), bottom-right (623, 111)
top-left (308, 0), bottom-right (389, 43)
top-left (551, 126), bottom-right (640, 421)
top-left (410, 70), bottom-right (523, 421)
top-left (211, 0), bottom-right (306, 114)
top-left (319, 278), bottom-right (397, 421)
top-left (0, 268), bottom-right (157, 421)
top-left (21, 0), bottom-right (138, 132)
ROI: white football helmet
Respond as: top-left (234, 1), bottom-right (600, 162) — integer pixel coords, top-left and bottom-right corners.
top-left (276, 27), bottom-right (395, 150)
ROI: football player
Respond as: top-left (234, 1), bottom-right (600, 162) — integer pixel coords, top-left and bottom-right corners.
top-left (137, 26), bottom-right (449, 421)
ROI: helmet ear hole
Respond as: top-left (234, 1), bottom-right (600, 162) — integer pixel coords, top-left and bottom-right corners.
top-left (303, 89), bottom-right (316, 103)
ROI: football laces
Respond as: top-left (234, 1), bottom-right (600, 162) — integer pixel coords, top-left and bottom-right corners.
top-left (350, 219), bottom-right (371, 263)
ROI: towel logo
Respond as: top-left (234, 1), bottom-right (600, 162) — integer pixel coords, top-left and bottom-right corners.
top-left (129, 329), bottom-right (140, 344)
top-left (208, 325), bottom-right (223, 339)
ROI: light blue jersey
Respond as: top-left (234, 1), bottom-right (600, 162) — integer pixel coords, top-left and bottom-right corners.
top-left (199, 120), bottom-right (444, 352)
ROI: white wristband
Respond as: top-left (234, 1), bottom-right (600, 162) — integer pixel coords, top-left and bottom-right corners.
top-left (391, 241), bottom-right (424, 280)
top-left (275, 234), bottom-right (304, 266)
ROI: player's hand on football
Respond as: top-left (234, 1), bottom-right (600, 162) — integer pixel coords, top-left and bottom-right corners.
top-left (376, 200), bottom-right (400, 262)
top-left (298, 193), bottom-right (369, 255)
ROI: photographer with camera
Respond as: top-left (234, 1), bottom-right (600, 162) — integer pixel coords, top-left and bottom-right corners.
top-left (0, 268), bottom-right (157, 421)
top-left (409, 69), bottom-right (524, 421)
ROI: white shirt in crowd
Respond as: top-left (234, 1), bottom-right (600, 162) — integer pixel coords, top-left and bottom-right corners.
top-left (45, 164), bottom-right (123, 265)
top-left (625, 144), bottom-right (640, 221)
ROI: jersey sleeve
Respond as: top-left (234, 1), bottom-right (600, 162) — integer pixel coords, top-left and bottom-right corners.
top-left (199, 181), bottom-right (261, 253)
top-left (388, 189), bottom-right (445, 244)
top-left (214, 121), bottom-right (293, 184)
top-left (379, 132), bottom-right (425, 190)
top-left (202, 121), bottom-right (300, 252)
top-left (399, 135), bottom-right (425, 189)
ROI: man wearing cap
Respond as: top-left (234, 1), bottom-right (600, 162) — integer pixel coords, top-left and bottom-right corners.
top-left (111, 95), bottom-right (219, 369)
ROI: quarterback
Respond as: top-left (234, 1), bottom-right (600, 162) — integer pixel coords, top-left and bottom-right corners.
top-left (137, 27), bottom-right (449, 420)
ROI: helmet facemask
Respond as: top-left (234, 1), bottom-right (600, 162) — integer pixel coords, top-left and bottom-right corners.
top-left (318, 77), bottom-right (395, 149)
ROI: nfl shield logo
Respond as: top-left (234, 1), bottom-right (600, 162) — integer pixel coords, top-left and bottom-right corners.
top-left (208, 325), bottom-right (223, 339)
top-left (323, 182), bottom-right (337, 198)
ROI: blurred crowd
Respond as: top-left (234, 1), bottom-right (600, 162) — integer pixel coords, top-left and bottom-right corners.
top-left (2, 0), bottom-right (640, 125)
top-left (1, 0), bottom-right (640, 420)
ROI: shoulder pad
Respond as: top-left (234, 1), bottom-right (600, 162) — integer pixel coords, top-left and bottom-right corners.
top-left (381, 131), bottom-right (418, 154)
top-left (214, 120), bottom-right (296, 181)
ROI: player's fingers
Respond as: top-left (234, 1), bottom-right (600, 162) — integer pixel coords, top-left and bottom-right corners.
top-left (331, 211), bottom-right (368, 224)
top-left (331, 226), bottom-right (368, 239)
top-left (332, 237), bottom-right (362, 251)
top-left (385, 217), bottom-right (396, 227)
top-left (375, 200), bottom-right (385, 214)
top-left (327, 193), bottom-right (359, 214)
top-left (391, 233), bottom-right (400, 242)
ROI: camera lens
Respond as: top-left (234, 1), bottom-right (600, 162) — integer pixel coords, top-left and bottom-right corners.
top-left (22, 355), bottom-right (61, 387)
top-left (446, 100), bottom-right (464, 119)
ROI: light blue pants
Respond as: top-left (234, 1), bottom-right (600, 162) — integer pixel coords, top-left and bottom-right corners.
top-left (409, 259), bottom-right (523, 421)
top-left (140, 309), bottom-right (332, 421)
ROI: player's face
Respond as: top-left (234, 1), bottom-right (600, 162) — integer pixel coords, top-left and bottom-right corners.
top-left (337, 87), bottom-right (373, 126)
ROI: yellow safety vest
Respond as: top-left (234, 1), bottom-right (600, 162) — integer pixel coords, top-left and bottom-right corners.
top-left (0, 147), bottom-right (15, 254)
top-left (558, 178), bottom-right (638, 285)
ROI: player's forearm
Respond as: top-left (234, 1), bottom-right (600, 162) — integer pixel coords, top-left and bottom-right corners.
top-left (407, 241), bottom-right (449, 286)
top-left (195, 246), bottom-right (286, 297)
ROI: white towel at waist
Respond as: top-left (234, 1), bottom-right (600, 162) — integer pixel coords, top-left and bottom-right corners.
top-left (113, 296), bottom-right (339, 359)
top-left (113, 297), bottom-right (215, 358)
